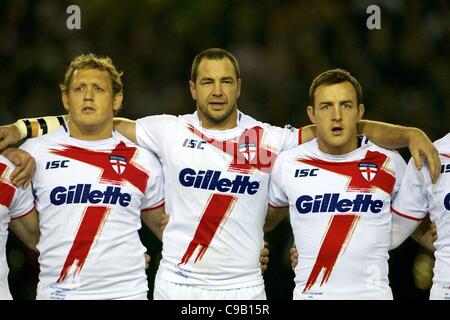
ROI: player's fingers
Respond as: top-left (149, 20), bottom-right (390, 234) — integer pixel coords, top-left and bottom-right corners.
top-left (425, 149), bottom-right (441, 184)
top-left (11, 157), bottom-right (35, 187)
top-left (289, 246), bottom-right (298, 256)
top-left (411, 149), bottom-right (422, 172)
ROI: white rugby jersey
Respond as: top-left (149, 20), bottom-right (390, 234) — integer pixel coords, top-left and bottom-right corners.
top-left (20, 126), bottom-right (164, 300)
top-left (269, 137), bottom-right (406, 299)
top-left (0, 155), bottom-right (35, 300)
top-left (136, 111), bottom-right (301, 289)
top-left (392, 133), bottom-right (450, 300)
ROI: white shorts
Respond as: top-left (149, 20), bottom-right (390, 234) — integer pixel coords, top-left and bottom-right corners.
top-left (153, 276), bottom-right (266, 300)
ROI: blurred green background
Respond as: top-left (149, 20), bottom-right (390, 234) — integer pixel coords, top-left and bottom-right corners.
top-left (1, 0), bottom-right (448, 300)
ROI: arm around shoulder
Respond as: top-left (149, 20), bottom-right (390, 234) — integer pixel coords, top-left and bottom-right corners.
top-left (113, 118), bottom-right (137, 143)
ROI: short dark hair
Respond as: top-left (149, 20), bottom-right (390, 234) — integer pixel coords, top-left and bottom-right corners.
top-left (191, 48), bottom-right (240, 82)
top-left (309, 68), bottom-right (363, 106)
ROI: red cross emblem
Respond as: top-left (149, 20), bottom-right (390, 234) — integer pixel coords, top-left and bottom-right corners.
top-left (358, 162), bottom-right (378, 182)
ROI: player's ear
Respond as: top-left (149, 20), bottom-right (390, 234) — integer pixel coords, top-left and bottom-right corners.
top-left (358, 104), bottom-right (365, 120)
top-left (189, 80), bottom-right (197, 101)
top-left (307, 105), bottom-right (316, 124)
top-left (236, 78), bottom-right (241, 99)
top-left (62, 92), bottom-right (70, 112)
top-left (112, 92), bottom-right (123, 113)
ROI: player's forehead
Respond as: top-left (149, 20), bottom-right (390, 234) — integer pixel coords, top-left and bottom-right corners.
top-left (196, 58), bottom-right (237, 80)
top-left (70, 68), bottom-right (112, 86)
top-left (314, 82), bottom-right (357, 104)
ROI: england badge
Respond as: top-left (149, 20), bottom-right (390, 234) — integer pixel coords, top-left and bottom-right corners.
top-left (358, 162), bottom-right (378, 182)
top-left (109, 155), bottom-right (127, 175)
top-left (238, 142), bottom-right (257, 162)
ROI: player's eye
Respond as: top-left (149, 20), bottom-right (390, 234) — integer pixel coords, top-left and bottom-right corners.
top-left (95, 87), bottom-right (105, 92)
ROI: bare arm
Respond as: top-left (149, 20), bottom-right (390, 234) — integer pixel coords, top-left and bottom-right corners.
top-left (9, 209), bottom-right (40, 252)
top-left (113, 118), bottom-right (137, 144)
top-left (411, 217), bottom-right (436, 253)
top-left (0, 125), bottom-right (22, 151)
top-left (264, 206), bottom-right (289, 232)
top-left (299, 125), bottom-right (316, 144)
top-left (357, 120), bottom-right (440, 183)
top-left (141, 206), bottom-right (164, 241)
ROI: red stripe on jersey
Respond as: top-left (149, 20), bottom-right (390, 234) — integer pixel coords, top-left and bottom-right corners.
top-left (179, 194), bottom-right (236, 265)
top-left (58, 206), bottom-right (110, 282)
top-left (268, 203), bottom-right (289, 208)
top-left (299, 150), bottom-right (396, 194)
top-left (441, 153), bottom-right (450, 158)
top-left (391, 207), bottom-right (423, 221)
top-left (50, 141), bottom-right (149, 193)
top-left (178, 125), bottom-right (275, 265)
top-left (188, 125), bottom-right (278, 174)
top-left (0, 163), bottom-right (15, 208)
top-left (298, 127), bottom-right (303, 145)
top-left (303, 214), bottom-right (359, 293)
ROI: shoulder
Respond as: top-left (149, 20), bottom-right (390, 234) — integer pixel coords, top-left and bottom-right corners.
top-left (136, 114), bottom-right (179, 127)
top-left (365, 144), bottom-right (406, 170)
top-left (277, 142), bottom-right (309, 162)
top-left (20, 132), bottom-right (57, 154)
top-left (433, 132), bottom-right (450, 153)
top-left (117, 136), bottom-right (161, 170)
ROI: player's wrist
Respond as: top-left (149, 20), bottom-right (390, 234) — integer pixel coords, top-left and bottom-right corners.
top-left (14, 120), bottom-right (27, 140)
top-left (14, 115), bottom-right (68, 139)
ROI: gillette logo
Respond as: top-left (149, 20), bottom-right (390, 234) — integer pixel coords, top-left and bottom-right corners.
top-left (50, 184), bottom-right (131, 206)
top-left (295, 193), bottom-right (383, 214)
top-left (445, 193), bottom-right (450, 211)
top-left (179, 168), bottom-right (260, 195)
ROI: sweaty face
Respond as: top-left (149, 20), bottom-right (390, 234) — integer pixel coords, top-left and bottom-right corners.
top-left (62, 68), bottom-right (122, 140)
top-left (190, 58), bottom-right (241, 129)
top-left (307, 81), bottom-right (364, 155)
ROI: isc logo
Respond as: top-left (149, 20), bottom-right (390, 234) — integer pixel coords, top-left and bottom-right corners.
top-left (183, 138), bottom-right (206, 150)
top-left (441, 164), bottom-right (450, 174)
top-left (46, 160), bottom-right (70, 169)
top-left (294, 168), bottom-right (319, 177)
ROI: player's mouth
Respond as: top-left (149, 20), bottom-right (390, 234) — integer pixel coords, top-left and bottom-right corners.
top-left (81, 106), bottom-right (96, 113)
top-left (208, 101), bottom-right (226, 110)
top-left (331, 126), bottom-right (343, 135)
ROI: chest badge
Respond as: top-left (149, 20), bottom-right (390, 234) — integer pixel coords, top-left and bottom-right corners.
top-left (358, 162), bottom-right (378, 182)
top-left (109, 155), bottom-right (127, 175)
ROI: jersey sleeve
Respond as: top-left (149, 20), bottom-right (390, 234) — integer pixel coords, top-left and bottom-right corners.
top-left (0, 158), bottom-right (34, 219)
top-left (391, 157), bottom-right (429, 221)
top-left (268, 153), bottom-right (289, 207)
top-left (135, 114), bottom-right (176, 156)
top-left (9, 183), bottom-right (35, 220)
top-left (390, 150), bottom-right (407, 197)
top-left (139, 150), bottom-right (165, 211)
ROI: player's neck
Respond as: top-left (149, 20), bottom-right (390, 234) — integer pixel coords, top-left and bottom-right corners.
top-left (197, 110), bottom-right (238, 130)
top-left (317, 138), bottom-right (359, 155)
top-left (67, 120), bottom-right (114, 141)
